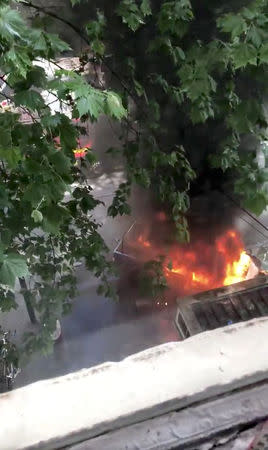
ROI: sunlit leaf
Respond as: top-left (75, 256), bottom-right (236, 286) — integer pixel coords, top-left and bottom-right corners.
top-left (0, 253), bottom-right (28, 287)
top-left (105, 92), bottom-right (127, 119)
top-left (217, 13), bottom-right (247, 39)
top-left (31, 210), bottom-right (43, 223)
top-left (141, 0), bottom-right (152, 16)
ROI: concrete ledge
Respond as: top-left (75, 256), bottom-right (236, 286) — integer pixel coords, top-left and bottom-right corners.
top-left (68, 382), bottom-right (268, 450)
top-left (1, 318), bottom-right (268, 450)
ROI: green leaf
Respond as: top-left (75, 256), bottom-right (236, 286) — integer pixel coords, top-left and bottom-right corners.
top-left (133, 79), bottom-right (144, 97)
top-left (243, 191), bottom-right (267, 216)
top-left (85, 10), bottom-right (106, 38)
top-left (58, 115), bottom-right (78, 151)
top-left (247, 26), bottom-right (262, 48)
top-left (209, 76), bottom-right (217, 93)
top-left (105, 92), bottom-right (127, 120)
top-left (133, 168), bottom-right (150, 188)
top-left (242, 8), bottom-right (256, 20)
top-left (153, 74), bottom-right (169, 92)
top-left (46, 33), bottom-right (70, 53)
top-left (2, 46), bottom-right (32, 78)
top-left (31, 30), bottom-right (47, 52)
top-left (77, 93), bottom-right (104, 119)
top-left (76, 97), bottom-right (92, 117)
top-left (0, 111), bottom-right (18, 129)
top-left (91, 39), bottom-right (105, 56)
top-left (190, 101), bottom-right (214, 124)
top-left (1, 230), bottom-right (11, 247)
top-left (42, 204), bottom-right (70, 234)
top-left (157, 0), bottom-right (193, 37)
top-left (0, 253), bottom-right (28, 287)
top-left (259, 43), bottom-right (268, 64)
top-left (84, 10), bottom-right (106, 56)
top-left (0, 289), bottom-right (17, 312)
top-left (0, 127), bottom-right (12, 149)
top-left (227, 99), bottom-right (262, 133)
top-left (0, 185), bottom-right (10, 208)
top-left (210, 147), bottom-right (239, 171)
top-left (217, 13), bottom-right (247, 39)
top-left (26, 66), bottom-right (48, 88)
top-left (170, 87), bottom-right (184, 104)
top-left (173, 46), bottom-right (185, 62)
top-left (0, 6), bottom-right (26, 41)
top-left (116, 0), bottom-right (145, 32)
top-left (108, 182), bottom-right (131, 217)
top-left (141, 0), bottom-right (152, 16)
top-left (41, 113), bottom-right (62, 128)
top-left (232, 43), bottom-right (257, 69)
top-left (23, 179), bottom-right (66, 206)
top-left (0, 146), bottom-right (21, 168)
top-left (48, 150), bottom-right (71, 175)
top-left (31, 210), bottom-right (43, 223)
top-left (168, 151), bottom-right (178, 167)
top-left (80, 194), bottom-right (100, 213)
top-left (14, 90), bottom-right (45, 111)
top-left (172, 191), bottom-right (190, 214)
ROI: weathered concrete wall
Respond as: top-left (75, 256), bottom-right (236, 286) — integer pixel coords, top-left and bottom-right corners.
top-left (0, 317), bottom-right (268, 450)
top-left (67, 384), bottom-right (268, 450)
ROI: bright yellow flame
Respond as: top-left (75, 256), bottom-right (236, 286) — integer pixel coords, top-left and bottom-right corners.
top-left (223, 251), bottom-right (251, 286)
top-left (170, 266), bottom-right (187, 276)
top-left (192, 272), bottom-right (210, 285)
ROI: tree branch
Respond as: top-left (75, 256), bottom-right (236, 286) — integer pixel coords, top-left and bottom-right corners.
top-left (20, 0), bottom-right (137, 102)
top-left (0, 90), bottom-right (38, 123)
top-left (20, 0), bottom-right (84, 41)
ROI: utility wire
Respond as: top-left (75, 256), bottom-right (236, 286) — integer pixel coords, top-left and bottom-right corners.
top-left (236, 213), bottom-right (268, 240)
top-left (221, 189), bottom-right (268, 235)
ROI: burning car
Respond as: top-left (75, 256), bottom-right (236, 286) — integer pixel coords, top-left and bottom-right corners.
top-left (113, 217), bottom-right (267, 327)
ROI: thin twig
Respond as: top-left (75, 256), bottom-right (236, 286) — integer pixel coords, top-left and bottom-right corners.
top-left (49, 235), bottom-right (57, 287)
top-left (0, 160), bottom-right (7, 181)
top-left (0, 75), bottom-right (41, 122)
top-left (0, 90), bottom-right (39, 123)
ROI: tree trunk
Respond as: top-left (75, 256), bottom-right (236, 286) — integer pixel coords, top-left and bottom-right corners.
top-left (19, 278), bottom-right (37, 324)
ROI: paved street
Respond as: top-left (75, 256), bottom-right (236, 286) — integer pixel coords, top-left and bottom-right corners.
top-left (15, 268), bottom-right (178, 388)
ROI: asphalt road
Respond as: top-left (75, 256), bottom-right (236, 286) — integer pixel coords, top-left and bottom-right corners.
top-left (15, 268), bottom-right (178, 388)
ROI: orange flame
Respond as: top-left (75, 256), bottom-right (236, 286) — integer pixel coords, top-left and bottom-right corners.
top-left (216, 230), bottom-right (251, 285)
top-left (192, 272), bottom-right (210, 285)
top-left (135, 229), bottom-right (253, 296)
top-left (137, 235), bottom-right (151, 248)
